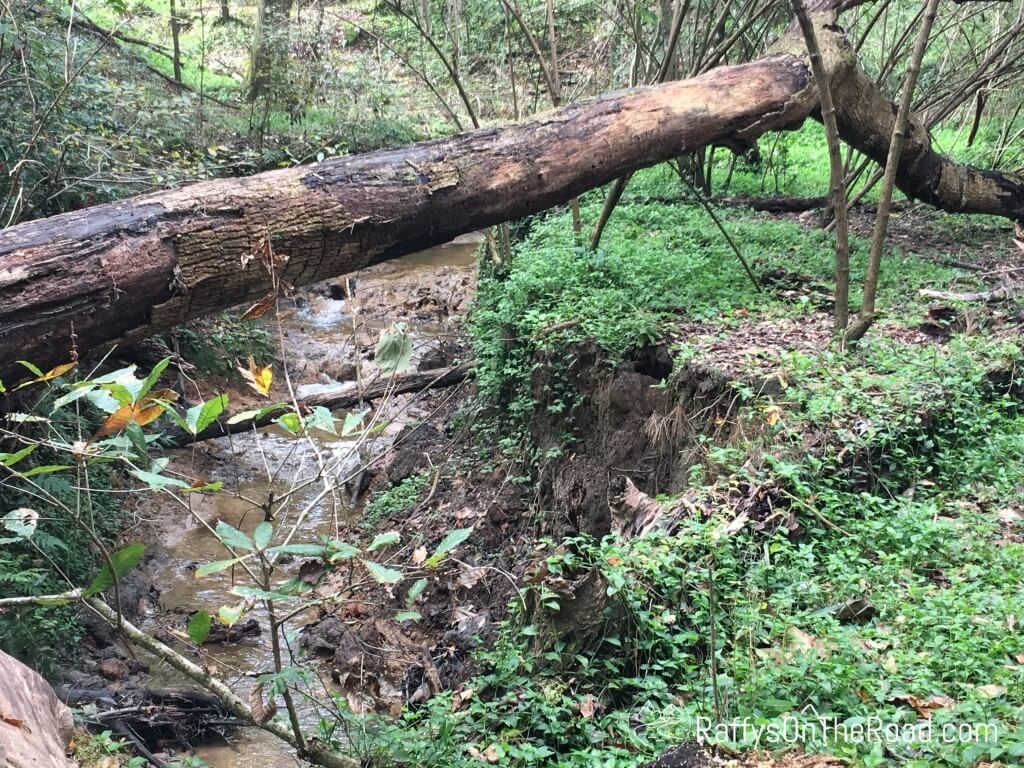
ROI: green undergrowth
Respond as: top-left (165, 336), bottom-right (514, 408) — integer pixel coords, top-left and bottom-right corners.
top-left (172, 312), bottom-right (276, 377)
top-left (0, 389), bottom-right (124, 674)
top-left (471, 164), bottom-right (981, 458)
top-left (362, 471), bottom-right (430, 530)
top-left (346, 335), bottom-right (1024, 768)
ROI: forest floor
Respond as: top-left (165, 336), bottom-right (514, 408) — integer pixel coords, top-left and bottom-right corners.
top-left (57, 187), bottom-right (1024, 768)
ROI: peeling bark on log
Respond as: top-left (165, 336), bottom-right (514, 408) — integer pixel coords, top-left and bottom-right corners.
top-left (2, 0), bottom-right (1023, 378)
top-left (0, 58), bottom-right (812, 378)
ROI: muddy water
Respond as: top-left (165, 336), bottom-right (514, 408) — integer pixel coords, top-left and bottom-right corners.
top-left (141, 238), bottom-right (479, 766)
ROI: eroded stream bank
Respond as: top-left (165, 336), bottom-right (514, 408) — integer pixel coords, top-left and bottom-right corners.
top-left (60, 236), bottom-right (481, 766)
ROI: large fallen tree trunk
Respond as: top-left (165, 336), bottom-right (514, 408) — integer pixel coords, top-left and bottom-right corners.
top-left (1, 0), bottom-right (1022, 379)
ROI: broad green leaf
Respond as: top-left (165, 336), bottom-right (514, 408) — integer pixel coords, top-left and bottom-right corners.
top-left (90, 365), bottom-right (137, 384)
top-left (232, 585), bottom-right (297, 601)
top-left (216, 520), bottom-right (254, 552)
top-left (363, 560), bottom-right (403, 585)
top-left (253, 521), bottom-right (273, 551)
top-left (328, 542), bottom-right (361, 562)
top-left (84, 543), bottom-right (145, 597)
top-left (306, 406), bottom-right (337, 435)
top-left (341, 409), bottom-right (368, 436)
top-left (367, 531), bottom-right (401, 552)
top-left (425, 527), bottom-right (473, 567)
top-left (84, 389), bottom-right (122, 414)
top-left (1, 445), bottom-right (36, 467)
top-left (17, 360), bottom-right (43, 377)
top-left (51, 384), bottom-right (96, 413)
top-left (101, 382), bottom-right (136, 407)
top-left (375, 324), bottom-right (413, 373)
top-left (226, 402), bottom-right (289, 425)
top-left (187, 394), bottom-right (229, 435)
top-left (19, 464), bottom-right (71, 478)
top-left (183, 480), bottom-right (225, 494)
top-left (137, 358), bottom-right (170, 400)
top-left (130, 468), bottom-right (191, 490)
top-left (395, 611), bottom-right (422, 622)
top-left (406, 577), bottom-right (428, 606)
top-left (187, 610), bottom-right (212, 644)
top-left (218, 604), bottom-right (244, 626)
top-left (195, 558), bottom-right (243, 578)
top-left (161, 406), bottom-right (192, 433)
top-left (267, 543), bottom-right (328, 557)
top-left (277, 412), bottom-right (302, 435)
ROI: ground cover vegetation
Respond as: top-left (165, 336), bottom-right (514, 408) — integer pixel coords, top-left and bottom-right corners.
top-left (1, 0), bottom-right (1023, 765)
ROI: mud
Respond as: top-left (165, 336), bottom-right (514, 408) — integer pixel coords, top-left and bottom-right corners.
top-left (61, 238), bottom-right (482, 767)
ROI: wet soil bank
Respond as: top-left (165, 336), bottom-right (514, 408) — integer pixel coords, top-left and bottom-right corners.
top-left (56, 211), bottom-right (1023, 767)
top-left (57, 237), bottom-right (484, 766)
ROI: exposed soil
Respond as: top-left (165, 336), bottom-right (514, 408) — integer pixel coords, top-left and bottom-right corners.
top-left (61, 211), bottom-right (1024, 767)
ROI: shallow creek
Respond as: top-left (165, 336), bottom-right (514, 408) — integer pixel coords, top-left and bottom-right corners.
top-left (137, 238), bottom-right (478, 766)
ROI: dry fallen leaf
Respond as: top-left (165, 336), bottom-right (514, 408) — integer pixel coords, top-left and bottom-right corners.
top-left (451, 686), bottom-right (475, 712)
top-left (976, 684), bottom-right (1006, 698)
top-left (240, 292), bottom-right (277, 321)
top-left (1, 712), bottom-right (31, 733)
top-left (457, 566), bottom-right (487, 590)
top-left (579, 693), bottom-right (596, 719)
top-left (891, 693), bottom-right (956, 719)
top-left (15, 361), bottom-right (77, 390)
top-left (411, 546), bottom-right (428, 566)
top-left (239, 357), bottom-right (273, 396)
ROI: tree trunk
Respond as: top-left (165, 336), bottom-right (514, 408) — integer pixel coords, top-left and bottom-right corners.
top-left (1, 4), bottom-right (1023, 379)
top-left (249, 0), bottom-right (292, 102)
top-left (169, 0), bottom-right (183, 84)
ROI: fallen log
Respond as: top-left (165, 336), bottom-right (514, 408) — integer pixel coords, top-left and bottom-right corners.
top-left (919, 284), bottom-right (1017, 303)
top-left (2, 0), bottom-right (1022, 379)
top-left (166, 363), bottom-right (472, 446)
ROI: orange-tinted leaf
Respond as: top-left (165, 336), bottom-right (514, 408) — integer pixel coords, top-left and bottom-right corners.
top-left (41, 362), bottom-right (77, 381)
top-left (146, 389), bottom-right (180, 404)
top-left (241, 293), bottom-right (276, 321)
top-left (13, 361), bottom-right (77, 390)
top-left (91, 388), bottom-right (178, 439)
top-left (94, 404), bottom-right (138, 439)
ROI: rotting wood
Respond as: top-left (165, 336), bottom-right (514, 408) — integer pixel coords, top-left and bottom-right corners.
top-left (2, 0), bottom-right (1023, 378)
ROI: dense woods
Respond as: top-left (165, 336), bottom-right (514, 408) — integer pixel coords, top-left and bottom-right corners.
top-left (1, 0), bottom-right (1023, 767)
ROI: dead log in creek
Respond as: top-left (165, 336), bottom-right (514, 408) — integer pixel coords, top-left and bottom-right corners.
top-left (2, 0), bottom-right (1022, 380)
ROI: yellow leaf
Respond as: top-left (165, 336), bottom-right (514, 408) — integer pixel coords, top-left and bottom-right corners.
top-left (238, 357), bottom-right (273, 396)
top-left (14, 361), bottom-right (77, 390)
top-left (764, 404), bottom-right (783, 426)
top-left (40, 362), bottom-right (77, 382)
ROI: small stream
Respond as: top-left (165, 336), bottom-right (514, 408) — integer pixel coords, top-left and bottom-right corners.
top-left (137, 237), bottom-right (478, 766)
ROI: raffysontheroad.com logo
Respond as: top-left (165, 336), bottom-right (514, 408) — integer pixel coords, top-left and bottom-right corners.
top-left (696, 705), bottom-right (998, 749)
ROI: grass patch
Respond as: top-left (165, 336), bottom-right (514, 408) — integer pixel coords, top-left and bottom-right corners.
top-left (349, 335), bottom-right (1024, 768)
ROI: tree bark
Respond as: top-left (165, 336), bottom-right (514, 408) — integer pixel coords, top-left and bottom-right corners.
top-left (2, 5), bottom-right (1023, 379)
top-left (0, 58), bottom-right (813, 378)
